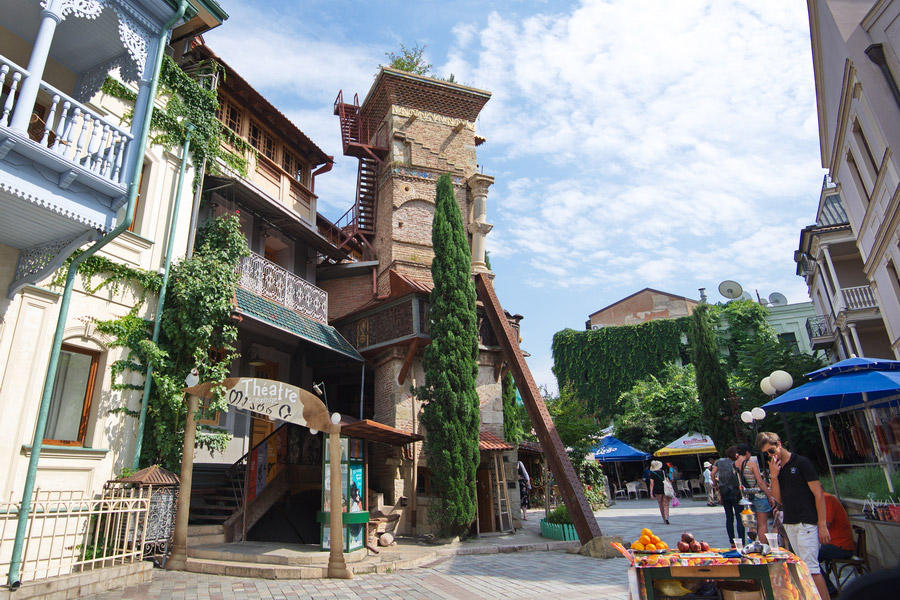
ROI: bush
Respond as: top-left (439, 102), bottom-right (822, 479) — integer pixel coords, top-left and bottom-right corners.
top-left (583, 485), bottom-right (607, 511)
top-left (821, 467), bottom-right (900, 501)
top-left (545, 505), bottom-right (572, 525)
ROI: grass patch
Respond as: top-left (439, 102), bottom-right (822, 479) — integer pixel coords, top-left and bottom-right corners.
top-left (820, 467), bottom-right (900, 500)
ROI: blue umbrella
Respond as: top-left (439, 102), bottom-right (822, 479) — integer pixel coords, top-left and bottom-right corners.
top-left (806, 357), bottom-right (900, 381)
top-left (763, 360), bottom-right (900, 413)
top-left (591, 436), bottom-right (650, 462)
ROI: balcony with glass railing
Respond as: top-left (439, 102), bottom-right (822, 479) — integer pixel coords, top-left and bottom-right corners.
top-left (235, 253), bottom-right (328, 323)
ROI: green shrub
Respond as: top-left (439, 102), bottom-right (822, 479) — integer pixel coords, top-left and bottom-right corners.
top-left (545, 505), bottom-right (572, 525)
top-left (583, 485), bottom-right (608, 511)
top-left (821, 467), bottom-right (900, 501)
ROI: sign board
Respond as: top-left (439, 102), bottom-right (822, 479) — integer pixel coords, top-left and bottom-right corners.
top-left (182, 377), bottom-right (331, 432)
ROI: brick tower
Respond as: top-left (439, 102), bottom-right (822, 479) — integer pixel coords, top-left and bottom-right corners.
top-left (321, 69), bottom-right (522, 534)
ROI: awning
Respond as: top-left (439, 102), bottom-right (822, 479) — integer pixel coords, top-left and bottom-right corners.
top-left (654, 432), bottom-right (717, 457)
top-left (591, 436), bottom-right (651, 462)
top-left (479, 431), bottom-right (515, 451)
top-left (234, 287), bottom-right (363, 362)
top-left (341, 419), bottom-right (422, 446)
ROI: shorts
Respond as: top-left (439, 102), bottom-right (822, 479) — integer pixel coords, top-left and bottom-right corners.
top-left (752, 496), bottom-right (772, 513)
top-left (783, 523), bottom-right (821, 574)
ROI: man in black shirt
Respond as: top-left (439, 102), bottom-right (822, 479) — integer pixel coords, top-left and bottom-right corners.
top-left (757, 431), bottom-right (830, 600)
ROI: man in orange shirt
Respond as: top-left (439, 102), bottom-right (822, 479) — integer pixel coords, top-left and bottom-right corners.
top-left (819, 492), bottom-right (854, 596)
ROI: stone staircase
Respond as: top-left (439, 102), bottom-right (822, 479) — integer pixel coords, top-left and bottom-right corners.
top-left (188, 523), bottom-right (227, 546)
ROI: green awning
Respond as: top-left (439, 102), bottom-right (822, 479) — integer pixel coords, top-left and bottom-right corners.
top-left (234, 287), bottom-right (363, 362)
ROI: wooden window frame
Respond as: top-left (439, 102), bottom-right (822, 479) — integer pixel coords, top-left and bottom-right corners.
top-left (217, 98), bottom-right (242, 135)
top-left (249, 120), bottom-right (275, 160)
top-left (43, 345), bottom-right (100, 447)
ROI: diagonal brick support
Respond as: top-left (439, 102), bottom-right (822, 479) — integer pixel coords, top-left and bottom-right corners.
top-left (475, 273), bottom-right (602, 544)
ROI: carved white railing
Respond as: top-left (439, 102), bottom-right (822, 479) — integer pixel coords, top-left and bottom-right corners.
top-left (0, 53), bottom-right (132, 187)
top-left (841, 285), bottom-right (878, 310)
top-left (236, 253), bottom-right (328, 323)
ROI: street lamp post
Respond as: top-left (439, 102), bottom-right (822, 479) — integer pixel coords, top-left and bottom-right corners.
top-left (741, 406), bottom-right (767, 441)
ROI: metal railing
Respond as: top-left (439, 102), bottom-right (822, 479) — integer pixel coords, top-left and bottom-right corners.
top-left (0, 486), bottom-right (151, 583)
top-left (841, 285), bottom-right (878, 310)
top-left (1, 53), bottom-right (133, 187)
top-left (236, 253), bottom-right (328, 323)
top-left (806, 315), bottom-right (832, 339)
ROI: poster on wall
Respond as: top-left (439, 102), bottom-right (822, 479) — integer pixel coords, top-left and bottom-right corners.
top-left (321, 525), bottom-right (331, 550)
top-left (349, 463), bottom-right (364, 512)
top-left (266, 436), bottom-right (278, 485)
top-left (348, 523), bottom-right (364, 551)
top-left (341, 463), bottom-right (349, 512)
top-left (322, 456), bottom-right (331, 512)
top-left (248, 446), bottom-right (259, 502)
top-left (256, 439), bottom-right (268, 496)
top-left (349, 438), bottom-right (363, 460)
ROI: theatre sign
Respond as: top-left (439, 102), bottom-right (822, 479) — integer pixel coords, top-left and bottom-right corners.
top-left (182, 377), bottom-right (331, 432)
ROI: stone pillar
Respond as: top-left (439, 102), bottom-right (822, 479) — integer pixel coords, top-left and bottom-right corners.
top-left (467, 173), bottom-right (494, 273)
top-left (848, 322), bottom-right (864, 357)
top-left (10, 5), bottom-right (61, 131)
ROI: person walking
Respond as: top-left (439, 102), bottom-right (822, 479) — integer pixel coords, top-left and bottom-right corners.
top-left (517, 460), bottom-right (531, 520)
top-left (711, 446), bottom-right (745, 545)
top-left (756, 431), bottom-right (831, 600)
top-left (648, 460), bottom-right (671, 525)
top-left (702, 461), bottom-right (715, 506)
top-left (735, 443), bottom-right (776, 542)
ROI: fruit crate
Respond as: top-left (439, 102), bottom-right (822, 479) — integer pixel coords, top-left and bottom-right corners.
top-left (539, 519), bottom-right (578, 541)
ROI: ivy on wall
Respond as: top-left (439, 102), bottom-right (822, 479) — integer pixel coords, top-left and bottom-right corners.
top-left (552, 318), bottom-right (692, 418)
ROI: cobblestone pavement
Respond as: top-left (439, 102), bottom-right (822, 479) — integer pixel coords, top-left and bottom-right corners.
top-left (93, 498), bottom-right (734, 599)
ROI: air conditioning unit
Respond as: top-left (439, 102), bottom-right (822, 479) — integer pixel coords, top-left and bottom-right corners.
top-left (591, 324), bottom-right (603, 330)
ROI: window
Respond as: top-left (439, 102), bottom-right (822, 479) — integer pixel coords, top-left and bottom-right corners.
top-left (44, 345), bottom-right (99, 446)
top-left (852, 120), bottom-right (878, 181)
top-left (282, 150), bottom-right (307, 185)
top-left (778, 332), bottom-right (800, 354)
top-left (249, 120), bottom-right (275, 160)
top-left (846, 152), bottom-right (870, 203)
top-left (216, 99), bottom-right (242, 135)
top-left (199, 346), bottom-right (229, 426)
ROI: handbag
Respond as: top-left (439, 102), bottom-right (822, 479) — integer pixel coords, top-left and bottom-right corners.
top-left (663, 478), bottom-right (675, 498)
top-left (672, 495), bottom-right (680, 507)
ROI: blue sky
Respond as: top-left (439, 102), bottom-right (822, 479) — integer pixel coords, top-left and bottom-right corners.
top-left (206, 0), bottom-right (824, 393)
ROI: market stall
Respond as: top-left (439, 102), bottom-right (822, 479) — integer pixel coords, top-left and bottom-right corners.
top-left (654, 432), bottom-right (719, 485)
top-left (614, 525), bottom-right (817, 600)
top-left (762, 356), bottom-right (900, 569)
top-left (591, 436), bottom-right (651, 495)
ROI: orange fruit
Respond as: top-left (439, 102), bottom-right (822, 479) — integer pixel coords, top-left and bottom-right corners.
top-left (657, 541), bottom-right (668, 550)
top-left (650, 535), bottom-right (661, 544)
top-left (644, 543), bottom-right (656, 551)
top-left (641, 528), bottom-right (653, 537)
top-left (632, 541), bottom-right (644, 551)
top-left (638, 535), bottom-right (651, 545)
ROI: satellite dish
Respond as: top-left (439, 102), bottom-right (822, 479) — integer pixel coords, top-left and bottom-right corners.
top-left (718, 280), bottom-right (743, 300)
top-left (738, 291), bottom-right (753, 302)
top-left (769, 292), bottom-right (788, 306)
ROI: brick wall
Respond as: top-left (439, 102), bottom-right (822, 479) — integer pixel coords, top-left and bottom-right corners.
top-left (318, 274), bottom-right (372, 321)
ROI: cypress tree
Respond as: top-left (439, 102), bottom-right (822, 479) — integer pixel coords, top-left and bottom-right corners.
top-left (419, 173), bottom-right (481, 537)
top-left (689, 303), bottom-right (734, 453)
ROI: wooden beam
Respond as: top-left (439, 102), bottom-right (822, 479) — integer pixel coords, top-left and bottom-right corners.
top-left (397, 337), bottom-right (420, 385)
top-left (475, 273), bottom-right (601, 545)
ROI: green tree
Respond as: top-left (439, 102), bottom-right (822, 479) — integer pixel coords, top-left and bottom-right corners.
top-left (689, 303), bottom-right (734, 453)
top-left (613, 363), bottom-right (701, 452)
top-left (545, 385), bottom-right (602, 475)
top-left (418, 174), bottom-right (480, 537)
top-left (385, 42), bottom-right (433, 75)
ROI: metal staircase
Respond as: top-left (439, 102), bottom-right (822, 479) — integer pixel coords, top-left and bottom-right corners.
top-left (333, 91), bottom-right (389, 259)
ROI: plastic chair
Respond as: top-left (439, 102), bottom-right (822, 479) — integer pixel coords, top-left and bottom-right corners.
top-left (613, 484), bottom-right (627, 500)
top-left (689, 478), bottom-right (703, 495)
top-left (676, 480), bottom-right (691, 498)
top-left (825, 526), bottom-right (871, 592)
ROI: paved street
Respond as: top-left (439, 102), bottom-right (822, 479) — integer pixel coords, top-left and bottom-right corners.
top-left (94, 498), bottom-right (734, 599)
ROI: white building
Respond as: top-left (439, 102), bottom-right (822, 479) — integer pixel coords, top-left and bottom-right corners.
top-left (798, 0), bottom-right (900, 359)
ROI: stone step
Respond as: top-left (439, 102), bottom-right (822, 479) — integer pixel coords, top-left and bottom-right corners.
top-left (188, 524), bottom-right (225, 535)
top-left (188, 532), bottom-right (227, 546)
top-left (187, 545), bottom-right (366, 566)
top-left (185, 557), bottom-right (322, 580)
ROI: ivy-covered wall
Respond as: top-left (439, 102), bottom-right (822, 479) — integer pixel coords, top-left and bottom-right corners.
top-left (552, 317), bottom-right (692, 417)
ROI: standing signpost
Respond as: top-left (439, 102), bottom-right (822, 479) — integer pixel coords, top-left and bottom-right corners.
top-left (169, 377), bottom-right (351, 578)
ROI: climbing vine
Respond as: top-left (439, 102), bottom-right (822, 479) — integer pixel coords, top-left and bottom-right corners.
top-left (552, 318), bottom-right (691, 418)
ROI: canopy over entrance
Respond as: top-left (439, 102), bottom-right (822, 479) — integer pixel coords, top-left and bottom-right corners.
top-left (655, 432), bottom-right (717, 457)
top-left (591, 436), bottom-right (650, 462)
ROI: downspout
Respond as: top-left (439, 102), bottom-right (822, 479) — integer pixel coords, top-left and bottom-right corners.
top-left (133, 122), bottom-right (194, 470)
top-left (310, 156), bottom-right (333, 194)
top-left (7, 1), bottom-right (190, 588)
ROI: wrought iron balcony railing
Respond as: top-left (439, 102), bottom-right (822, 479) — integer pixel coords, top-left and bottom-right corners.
top-left (841, 285), bottom-right (878, 311)
top-left (236, 253), bottom-right (328, 323)
top-left (806, 315), bottom-right (831, 340)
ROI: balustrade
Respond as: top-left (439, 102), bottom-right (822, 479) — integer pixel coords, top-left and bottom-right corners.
top-left (236, 253), bottom-right (328, 323)
top-left (840, 285), bottom-right (878, 310)
top-left (0, 53), bottom-right (132, 187)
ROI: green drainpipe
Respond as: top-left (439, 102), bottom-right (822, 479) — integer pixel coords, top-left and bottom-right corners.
top-left (6, 0), bottom-right (190, 588)
top-left (132, 121), bottom-right (194, 470)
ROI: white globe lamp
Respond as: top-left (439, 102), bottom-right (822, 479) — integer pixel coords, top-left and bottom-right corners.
top-left (760, 377), bottom-right (776, 396)
top-left (769, 370), bottom-right (793, 392)
top-left (741, 411), bottom-right (754, 424)
top-left (751, 406), bottom-right (766, 421)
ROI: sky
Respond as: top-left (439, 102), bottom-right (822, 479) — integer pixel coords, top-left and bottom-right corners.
top-left (205, 0), bottom-right (826, 393)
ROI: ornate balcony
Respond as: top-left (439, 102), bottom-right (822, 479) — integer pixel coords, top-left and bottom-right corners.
top-left (236, 253), bottom-right (328, 323)
top-left (841, 285), bottom-right (878, 310)
top-left (806, 316), bottom-right (833, 351)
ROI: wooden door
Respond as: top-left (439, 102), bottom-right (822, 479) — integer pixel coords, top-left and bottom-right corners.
top-left (250, 360), bottom-right (278, 447)
top-left (476, 468), bottom-right (495, 533)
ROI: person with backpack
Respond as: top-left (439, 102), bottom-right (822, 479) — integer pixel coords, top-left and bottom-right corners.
top-left (711, 446), bottom-right (745, 546)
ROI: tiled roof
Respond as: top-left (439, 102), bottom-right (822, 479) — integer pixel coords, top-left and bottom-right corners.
top-left (114, 465), bottom-right (179, 486)
top-left (235, 287), bottom-right (363, 361)
top-left (479, 431), bottom-right (515, 451)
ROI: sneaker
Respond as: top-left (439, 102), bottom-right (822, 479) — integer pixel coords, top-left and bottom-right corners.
top-left (665, 519), bottom-right (670, 525)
